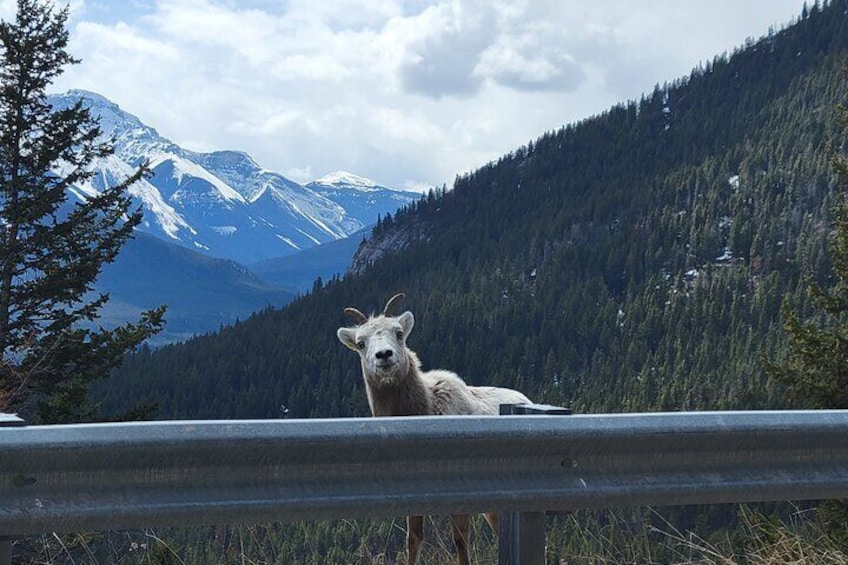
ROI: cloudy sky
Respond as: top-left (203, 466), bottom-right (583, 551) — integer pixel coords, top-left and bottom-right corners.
top-left (5, 0), bottom-right (809, 191)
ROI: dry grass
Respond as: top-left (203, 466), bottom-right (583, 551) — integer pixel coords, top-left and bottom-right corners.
top-left (669, 506), bottom-right (848, 565)
top-left (10, 506), bottom-right (848, 564)
top-left (557, 505), bottom-right (848, 565)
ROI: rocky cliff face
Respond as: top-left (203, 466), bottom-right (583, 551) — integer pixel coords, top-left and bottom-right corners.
top-left (348, 217), bottom-right (431, 275)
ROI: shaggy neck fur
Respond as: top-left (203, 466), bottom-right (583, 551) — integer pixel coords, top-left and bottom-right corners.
top-left (363, 349), bottom-right (433, 416)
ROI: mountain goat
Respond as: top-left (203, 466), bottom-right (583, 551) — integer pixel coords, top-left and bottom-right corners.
top-left (337, 293), bottom-right (531, 565)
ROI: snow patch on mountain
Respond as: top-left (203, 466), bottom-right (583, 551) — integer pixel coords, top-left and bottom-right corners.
top-left (211, 226), bottom-right (238, 236)
top-left (150, 154), bottom-right (246, 204)
top-left (61, 153), bottom-right (195, 240)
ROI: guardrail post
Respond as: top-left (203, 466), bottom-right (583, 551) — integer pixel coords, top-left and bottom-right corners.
top-left (498, 403), bottom-right (571, 565)
top-left (499, 511), bottom-right (545, 565)
top-left (0, 537), bottom-right (10, 565)
top-left (1, 413), bottom-right (25, 565)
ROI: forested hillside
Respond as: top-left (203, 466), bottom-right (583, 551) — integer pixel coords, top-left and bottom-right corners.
top-left (71, 4), bottom-right (848, 563)
top-left (100, 2), bottom-right (848, 423)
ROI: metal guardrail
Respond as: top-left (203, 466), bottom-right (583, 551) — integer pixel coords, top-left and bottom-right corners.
top-left (2, 410), bottom-right (848, 563)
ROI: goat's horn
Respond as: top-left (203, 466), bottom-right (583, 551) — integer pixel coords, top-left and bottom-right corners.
top-left (383, 293), bottom-right (406, 316)
top-left (344, 307), bottom-right (368, 325)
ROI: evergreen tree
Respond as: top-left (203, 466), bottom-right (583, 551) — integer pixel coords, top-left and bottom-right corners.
top-left (763, 65), bottom-right (848, 543)
top-left (764, 196), bottom-right (848, 408)
top-left (0, 0), bottom-right (164, 423)
top-left (764, 67), bottom-right (848, 408)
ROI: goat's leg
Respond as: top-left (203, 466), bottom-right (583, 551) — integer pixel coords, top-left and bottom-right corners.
top-left (407, 515), bottom-right (424, 564)
top-left (450, 514), bottom-right (471, 565)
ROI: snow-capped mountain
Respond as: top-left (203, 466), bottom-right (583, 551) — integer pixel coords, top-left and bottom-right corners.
top-left (307, 171), bottom-right (420, 228)
top-left (47, 90), bottom-right (420, 264)
top-left (311, 171), bottom-right (393, 192)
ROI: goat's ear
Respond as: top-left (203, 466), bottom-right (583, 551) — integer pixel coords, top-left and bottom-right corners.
top-left (398, 311), bottom-right (414, 336)
top-left (337, 327), bottom-right (359, 352)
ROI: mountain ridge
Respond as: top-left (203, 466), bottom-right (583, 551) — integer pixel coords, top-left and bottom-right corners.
top-left (48, 90), bottom-right (421, 264)
top-left (95, 232), bottom-right (295, 345)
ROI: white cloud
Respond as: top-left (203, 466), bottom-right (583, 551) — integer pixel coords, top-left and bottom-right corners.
top-left (285, 0), bottom-right (402, 30)
top-left (477, 44), bottom-right (586, 92)
top-left (229, 109), bottom-right (305, 137)
top-left (152, 0), bottom-right (277, 62)
top-left (42, 0), bottom-right (807, 192)
top-left (0, 0), bottom-right (15, 19)
top-left (397, 2), bottom-right (493, 98)
top-left (369, 106), bottom-right (444, 145)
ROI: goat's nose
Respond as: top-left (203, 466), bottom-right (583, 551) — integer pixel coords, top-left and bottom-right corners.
top-left (375, 349), bottom-right (394, 360)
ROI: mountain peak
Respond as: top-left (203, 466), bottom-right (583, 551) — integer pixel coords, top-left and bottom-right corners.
top-left (48, 89), bottom-right (175, 162)
top-left (52, 89), bottom-right (140, 127)
top-left (59, 89), bottom-right (114, 106)
top-left (310, 171), bottom-right (383, 192)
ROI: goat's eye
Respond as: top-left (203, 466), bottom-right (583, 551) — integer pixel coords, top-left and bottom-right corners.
top-left (356, 339), bottom-right (365, 349)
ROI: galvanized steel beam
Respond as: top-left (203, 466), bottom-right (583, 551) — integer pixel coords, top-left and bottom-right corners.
top-left (2, 411), bottom-right (848, 538)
